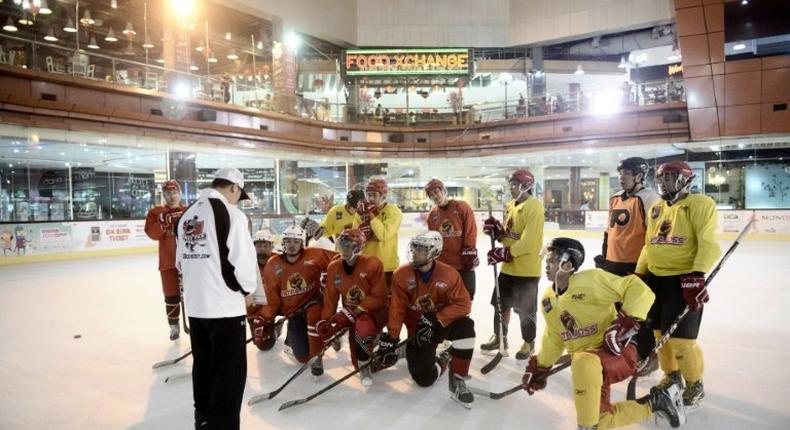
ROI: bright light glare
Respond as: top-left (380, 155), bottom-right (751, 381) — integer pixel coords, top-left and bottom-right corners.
top-left (170, 0), bottom-right (194, 17)
top-left (733, 43), bottom-right (746, 50)
top-left (591, 91), bottom-right (621, 116)
top-left (285, 32), bottom-right (300, 50)
top-left (172, 81), bottom-right (191, 100)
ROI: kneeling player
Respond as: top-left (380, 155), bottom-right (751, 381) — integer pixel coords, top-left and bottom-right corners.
top-left (378, 231), bottom-right (476, 408)
top-left (316, 228), bottom-right (388, 386)
top-left (523, 238), bottom-right (685, 429)
top-left (247, 230), bottom-right (279, 351)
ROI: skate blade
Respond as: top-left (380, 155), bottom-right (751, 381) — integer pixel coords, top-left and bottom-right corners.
top-left (685, 402), bottom-right (702, 413)
top-left (449, 393), bottom-right (472, 410)
top-left (481, 349), bottom-right (505, 357)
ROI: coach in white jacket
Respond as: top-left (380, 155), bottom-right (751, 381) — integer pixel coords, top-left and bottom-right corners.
top-left (176, 167), bottom-right (257, 430)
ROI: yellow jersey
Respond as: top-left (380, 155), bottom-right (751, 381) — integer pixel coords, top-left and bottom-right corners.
top-left (635, 194), bottom-right (721, 276)
top-left (536, 269), bottom-right (655, 367)
top-left (353, 203), bottom-right (402, 272)
top-left (321, 203), bottom-right (356, 244)
top-left (500, 197), bottom-right (544, 277)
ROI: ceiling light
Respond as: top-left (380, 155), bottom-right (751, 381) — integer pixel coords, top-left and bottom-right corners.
top-left (142, 37), bottom-right (154, 49)
top-left (733, 42), bottom-right (746, 50)
top-left (19, 15), bottom-right (34, 26)
top-left (44, 28), bottom-right (58, 41)
top-left (111, 0), bottom-right (117, 8)
top-left (741, 0), bottom-right (747, 4)
top-left (225, 32), bottom-right (232, 40)
top-left (189, 64), bottom-right (199, 71)
top-left (227, 49), bottom-right (239, 60)
top-left (105, 28), bottom-right (118, 42)
top-left (3, 17), bottom-right (18, 32)
top-left (195, 43), bottom-right (204, 52)
top-left (207, 53), bottom-right (218, 63)
top-left (156, 57), bottom-right (165, 64)
top-left (63, 18), bottom-right (77, 33)
top-left (80, 10), bottom-right (94, 26)
top-left (617, 56), bottom-right (627, 68)
top-left (123, 41), bottom-right (135, 55)
top-left (87, 37), bottom-right (100, 49)
top-left (667, 54), bottom-right (681, 61)
top-left (39, 0), bottom-right (52, 14)
top-left (123, 22), bottom-right (136, 38)
top-left (574, 64), bottom-right (585, 75)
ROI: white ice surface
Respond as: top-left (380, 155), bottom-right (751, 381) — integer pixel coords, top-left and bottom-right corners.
top-left (1, 235), bottom-right (789, 429)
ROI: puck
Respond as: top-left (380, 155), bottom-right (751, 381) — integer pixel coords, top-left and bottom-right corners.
top-left (73, 334), bottom-right (82, 339)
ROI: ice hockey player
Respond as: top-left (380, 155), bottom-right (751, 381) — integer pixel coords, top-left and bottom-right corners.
top-left (353, 178), bottom-right (402, 291)
top-left (316, 228), bottom-right (388, 386)
top-left (247, 230), bottom-right (278, 351)
top-left (144, 180), bottom-right (186, 340)
top-left (596, 157), bottom-right (661, 370)
top-left (482, 169), bottom-right (544, 359)
top-left (254, 225), bottom-right (337, 376)
top-left (377, 231), bottom-right (476, 408)
top-left (305, 188), bottom-right (365, 247)
top-left (635, 161), bottom-right (721, 410)
top-left (424, 178), bottom-right (479, 299)
top-left (523, 237), bottom-right (686, 429)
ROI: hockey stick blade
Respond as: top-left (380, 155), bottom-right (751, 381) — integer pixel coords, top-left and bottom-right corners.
top-left (165, 371), bottom-right (191, 383)
top-left (249, 328), bottom-right (349, 406)
top-left (152, 350), bottom-right (192, 369)
top-left (470, 355), bottom-right (572, 399)
top-left (480, 352), bottom-right (503, 375)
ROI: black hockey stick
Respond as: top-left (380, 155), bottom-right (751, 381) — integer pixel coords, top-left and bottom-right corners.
top-left (625, 216), bottom-right (755, 400)
top-left (248, 327), bottom-right (350, 405)
top-left (468, 354), bottom-right (572, 399)
top-left (278, 335), bottom-right (414, 411)
top-left (481, 201), bottom-right (507, 375)
top-left (152, 337), bottom-right (254, 369)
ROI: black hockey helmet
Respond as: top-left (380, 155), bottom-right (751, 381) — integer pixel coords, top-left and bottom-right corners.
top-left (546, 237), bottom-right (585, 271)
top-left (346, 189), bottom-right (365, 207)
top-left (617, 157), bottom-right (650, 182)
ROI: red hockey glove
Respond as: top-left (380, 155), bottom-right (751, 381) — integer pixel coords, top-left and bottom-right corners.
top-left (358, 223), bottom-right (374, 241)
top-left (300, 217), bottom-right (324, 241)
top-left (522, 355), bottom-right (551, 395)
top-left (252, 316), bottom-right (275, 348)
top-left (487, 247), bottom-right (513, 265)
top-left (680, 272), bottom-right (708, 312)
top-left (461, 247), bottom-right (479, 271)
top-left (603, 312), bottom-right (640, 356)
top-left (356, 201), bottom-right (380, 221)
top-left (315, 319), bottom-right (334, 341)
top-left (483, 216), bottom-right (505, 241)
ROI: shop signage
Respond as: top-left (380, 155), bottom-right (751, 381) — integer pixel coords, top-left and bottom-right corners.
top-left (343, 48), bottom-right (471, 76)
top-left (629, 62), bottom-right (683, 82)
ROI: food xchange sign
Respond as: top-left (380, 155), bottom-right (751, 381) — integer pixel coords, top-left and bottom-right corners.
top-left (343, 48), bottom-right (471, 76)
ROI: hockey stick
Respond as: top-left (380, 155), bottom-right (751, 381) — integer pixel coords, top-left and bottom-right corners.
top-left (180, 285), bottom-right (190, 335)
top-left (469, 354), bottom-right (572, 399)
top-left (248, 327), bottom-right (350, 405)
top-left (278, 335), bottom-right (414, 411)
top-left (481, 201), bottom-right (507, 375)
top-left (625, 216), bottom-right (755, 400)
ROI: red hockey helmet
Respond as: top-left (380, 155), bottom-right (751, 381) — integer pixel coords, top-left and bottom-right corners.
top-left (366, 178), bottom-right (388, 195)
top-left (508, 169), bottom-right (535, 191)
top-left (162, 180), bottom-right (181, 192)
top-left (338, 228), bottom-right (367, 248)
top-left (655, 161), bottom-right (695, 202)
top-left (424, 178), bottom-right (445, 193)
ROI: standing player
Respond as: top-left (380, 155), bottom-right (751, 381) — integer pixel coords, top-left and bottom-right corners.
top-left (144, 180), bottom-right (186, 340)
top-left (424, 178), bottom-right (479, 299)
top-left (523, 238), bottom-right (686, 429)
top-left (307, 188), bottom-right (365, 247)
top-left (597, 157), bottom-right (660, 367)
top-left (378, 231), bottom-right (476, 408)
top-left (254, 225), bottom-right (337, 376)
top-left (636, 161), bottom-right (721, 410)
top-left (353, 178), bottom-right (402, 291)
top-left (316, 228), bottom-right (388, 386)
top-left (482, 169), bottom-right (544, 359)
top-left (247, 230), bottom-right (278, 351)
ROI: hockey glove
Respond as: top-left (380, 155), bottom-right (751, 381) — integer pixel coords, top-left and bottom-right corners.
top-left (594, 254), bottom-right (605, 269)
top-left (356, 201), bottom-right (380, 222)
top-left (483, 216), bottom-right (505, 241)
top-left (300, 218), bottom-right (324, 241)
top-left (487, 247), bottom-right (513, 265)
top-left (376, 333), bottom-right (401, 370)
top-left (461, 247), bottom-right (479, 271)
top-left (252, 316), bottom-right (275, 350)
top-left (522, 355), bottom-right (551, 395)
top-left (414, 312), bottom-right (441, 348)
top-left (358, 223), bottom-right (375, 241)
top-left (603, 312), bottom-right (640, 356)
top-left (680, 272), bottom-right (708, 312)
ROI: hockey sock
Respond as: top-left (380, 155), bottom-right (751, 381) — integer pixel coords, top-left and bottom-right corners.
top-left (571, 351), bottom-right (604, 428)
top-left (655, 330), bottom-right (679, 373)
top-left (165, 295), bottom-right (180, 325)
top-left (669, 338), bottom-right (704, 383)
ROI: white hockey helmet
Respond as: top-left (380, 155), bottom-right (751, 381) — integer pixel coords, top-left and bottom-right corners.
top-left (408, 231), bottom-right (443, 265)
top-left (281, 225), bottom-right (305, 243)
top-left (253, 230), bottom-right (273, 244)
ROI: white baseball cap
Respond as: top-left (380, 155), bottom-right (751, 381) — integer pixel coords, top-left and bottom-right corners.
top-left (214, 168), bottom-right (250, 200)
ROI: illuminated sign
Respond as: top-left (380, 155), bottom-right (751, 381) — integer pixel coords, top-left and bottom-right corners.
top-left (630, 62), bottom-right (683, 82)
top-left (343, 48), bottom-right (470, 76)
top-left (668, 64), bottom-right (683, 76)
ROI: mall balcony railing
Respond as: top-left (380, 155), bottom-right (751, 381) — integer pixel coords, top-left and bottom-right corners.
top-left (1, 33), bottom-right (685, 127)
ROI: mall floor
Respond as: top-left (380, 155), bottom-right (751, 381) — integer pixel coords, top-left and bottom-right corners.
top-left (1, 234), bottom-right (789, 429)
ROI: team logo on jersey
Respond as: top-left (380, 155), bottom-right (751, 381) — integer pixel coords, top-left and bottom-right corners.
top-left (335, 211), bottom-right (343, 221)
top-left (650, 219), bottom-right (687, 245)
top-left (658, 220), bottom-right (672, 238)
top-left (610, 209), bottom-right (631, 227)
top-left (651, 206), bottom-right (661, 219)
top-left (416, 293), bottom-right (436, 313)
top-left (571, 293), bottom-right (586, 302)
top-left (274, 264), bottom-right (283, 278)
top-left (304, 260), bottom-right (315, 267)
top-left (542, 297), bottom-right (553, 313)
top-left (181, 215), bottom-right (206, 252)
top-left (283, 272), bottom-right (309, 297)
top-left (434, 281), bottom-right (448, 290)
top-left (407, 279), bottom-right (417, 291)
top-left (559, 310), bottom-right (598, 341)
top-left (440, 220), bottom-right (454, 235)
top-left (334, 273), bottom-right (342, 286)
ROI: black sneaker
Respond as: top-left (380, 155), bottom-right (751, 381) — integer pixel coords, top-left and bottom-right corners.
top-left (639, 382), bottom-right (686, 428)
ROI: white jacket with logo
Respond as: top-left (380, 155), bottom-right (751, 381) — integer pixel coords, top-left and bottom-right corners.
top-left (176, 188), bottom-right (258, 318)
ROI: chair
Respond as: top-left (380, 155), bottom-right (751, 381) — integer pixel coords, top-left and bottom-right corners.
top-left (0, 47), bottom-right (7, 65)
top-left (144, 71), bottom-right (158, 90)
top-left (115, 70), bottom-right (131, 85)
top-left (45, 56), bottom-right (65, 74)
top-left (86, 64), bottom-right (95, 78)
top-left (72, 54), bottom-right (88, 76)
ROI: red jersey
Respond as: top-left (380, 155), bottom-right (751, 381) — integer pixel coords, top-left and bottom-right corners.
top-left (260, 248), bottom-right (337, 319)
top-left (322, 255), bottom-right (388, 320)
top-left (426, 200), bottom-right (477, 271)
top-left (144, 204), bottom-right (185, 271)
top-left (388, 260), bottom-right (471, 339)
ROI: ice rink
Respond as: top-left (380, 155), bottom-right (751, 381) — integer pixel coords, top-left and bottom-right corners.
top-left (1, 233), bottom-right (789, 429)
